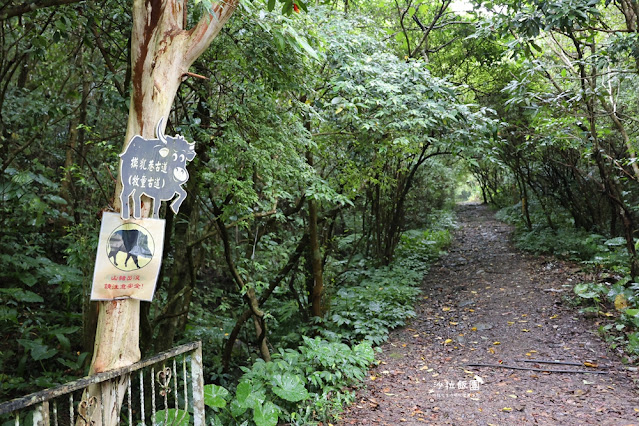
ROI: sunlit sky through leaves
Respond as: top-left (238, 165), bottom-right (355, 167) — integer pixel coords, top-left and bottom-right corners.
top-left (450, 0), bottom-right (473, 14)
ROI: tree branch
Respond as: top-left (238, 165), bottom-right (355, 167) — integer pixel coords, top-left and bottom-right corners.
top-left (0, 0), bottom-right (84, 20)
top-left (185, 0), bottom-right (240, 66)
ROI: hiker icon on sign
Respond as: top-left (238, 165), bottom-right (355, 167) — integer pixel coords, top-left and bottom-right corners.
top-left (106, 223), bottom-right (155, 271)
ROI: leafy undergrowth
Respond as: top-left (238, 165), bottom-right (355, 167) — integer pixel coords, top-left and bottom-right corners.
top-left (572, 280), bottom-right (639, 363)
top-left (497, 203), bottom-right (639, 363)
top-left (202, 226), bottom-right (453, 426)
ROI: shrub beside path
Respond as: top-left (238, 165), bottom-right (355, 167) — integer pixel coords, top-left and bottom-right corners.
top-left (338, 203), bottom-right (639, 425)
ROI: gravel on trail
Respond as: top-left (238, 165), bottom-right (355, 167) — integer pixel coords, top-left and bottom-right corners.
top-left (338, 204), bottom-right (639, 426)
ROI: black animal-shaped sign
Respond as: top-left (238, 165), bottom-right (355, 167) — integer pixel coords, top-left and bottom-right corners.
top-left (107, 229), bottom-right (152, 269)
top-left (119, 119), bottom-right (196, 219)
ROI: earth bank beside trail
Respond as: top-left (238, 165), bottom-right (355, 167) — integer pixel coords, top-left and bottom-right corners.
top-left (338, 203), bottom-right (639, 425)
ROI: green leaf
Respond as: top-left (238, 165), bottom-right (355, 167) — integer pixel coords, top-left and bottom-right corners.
top-left (204, 384), bottom-right (230, 409)
top-left (625, 309), bottom-right (639, 317)
top-left (282, 0), bottom-right (293, 14)
top-left (230, 399), bottom-right (248, 418)
top-left (152, 409), bottom-right (189, 426)
top-left (574, 283), bottom-right (598, 299)
top-left (287, 27), bottom-right (320, 61)
top-left (32, 346), bottom-right (57, 361)
top-left (16, 289), bottom-right (43, 302)
top-left (605, 237), bottom-right (626, 247)
top-left (270, 373), bottom-right (308, 402)
top-left (235, 381), bottom-right (252, 407)
top-left (46, 195), bottom-right (68, 205)
top-left (55, 333), bottom-right (71, 351)
top-left (57, 351), bottom-right (88, 370)
top-left (209, 414), bottom-right (225, 426)
top-left (253, 401), bottom-right (279, 426)
top-left (267, 0), bottom-right (276, 11)
top-left (0, 306), bottom-right (18, 323)
top-left (19, 339), bottom-right (58, 361)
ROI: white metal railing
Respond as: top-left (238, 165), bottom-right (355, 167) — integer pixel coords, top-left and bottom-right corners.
top-left (0, 341), bottom-right (205, 425)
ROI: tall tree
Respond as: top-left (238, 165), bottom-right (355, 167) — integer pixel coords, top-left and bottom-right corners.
top-left (84, 1), bottom-right (239, 424)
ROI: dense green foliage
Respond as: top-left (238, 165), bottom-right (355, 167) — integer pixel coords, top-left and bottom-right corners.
top-left (202, 227), bottom-right (452, 425)
top-left (4, 0), bottom-right (639, 421)
top-left (0, 0), bottom-right (479, 412)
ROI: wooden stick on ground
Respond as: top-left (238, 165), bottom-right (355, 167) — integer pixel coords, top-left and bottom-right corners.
top-left (514, 359), bottom-right (582, 366)
top-left (514, 359), bottom-right (611, 368)
top-left (466, 363), bottom-right (608, 374)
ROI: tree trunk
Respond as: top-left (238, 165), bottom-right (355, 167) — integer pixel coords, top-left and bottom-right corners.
top-left (83, 1), bottom-right (238, 424)
top-left (213, 202), bottom-right (271, 362)
top-left (306, 152), bottom-right (324, 318)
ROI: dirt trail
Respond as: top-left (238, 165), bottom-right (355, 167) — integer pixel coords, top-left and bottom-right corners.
top-left (338, 204), bottom-right (639, 425)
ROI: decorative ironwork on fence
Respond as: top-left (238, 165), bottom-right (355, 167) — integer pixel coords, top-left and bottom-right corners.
top-left (0, 341), bottom-right (205, 425)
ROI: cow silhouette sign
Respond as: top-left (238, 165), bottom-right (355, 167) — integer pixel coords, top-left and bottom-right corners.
top-left (119, 118), bottom-right (196, 219)
top-left (107, 224), bottom-right (154, 271)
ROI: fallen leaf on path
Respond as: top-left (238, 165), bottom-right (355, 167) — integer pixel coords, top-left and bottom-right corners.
top-left (583, 361), bottom-right (598, 368)
top-left (521, 329), bottom-right (530, 332)
top-left (614, 294), bottom-right (629, 311)
top-left (493, 341), bottom-right (501, 345)
top-left (502, 407), bottom-right (512, 412)
top-left (444, 339), bottom-right (453, 345)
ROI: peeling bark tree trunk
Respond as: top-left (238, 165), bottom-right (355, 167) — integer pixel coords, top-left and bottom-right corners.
top-left (83, 1), bottom-right (238, 424)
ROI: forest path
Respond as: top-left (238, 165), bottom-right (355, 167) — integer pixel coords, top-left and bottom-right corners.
top-left (338, 203), bottom-right (639, 425)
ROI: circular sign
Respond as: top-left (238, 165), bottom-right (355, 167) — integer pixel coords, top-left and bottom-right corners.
top-left (106, 223), bottom-right (155, 271)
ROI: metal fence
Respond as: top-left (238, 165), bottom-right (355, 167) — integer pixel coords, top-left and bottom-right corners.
top-left (0, 341), bottom-right (205, 426)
